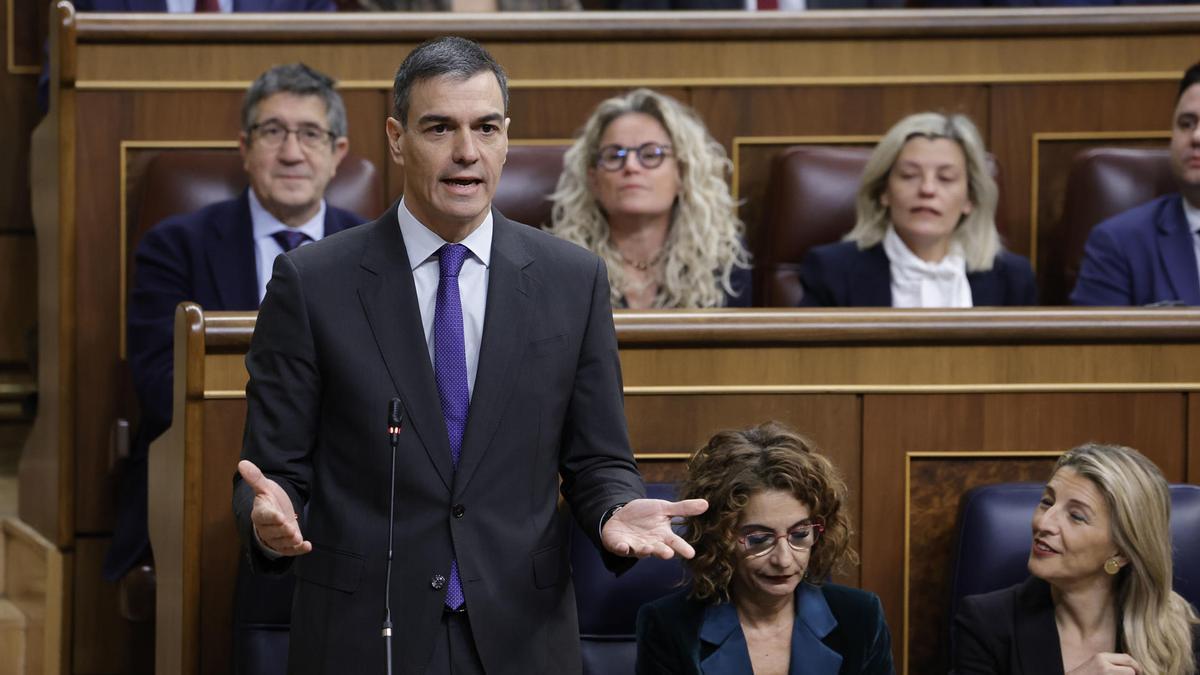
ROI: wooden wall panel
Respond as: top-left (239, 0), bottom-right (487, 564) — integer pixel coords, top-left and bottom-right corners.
top-left (0, 233), bottom-right (36, 364)
top-left (989, 81), bottom-right (1177, 263)
top-left (73, 536), bottom-right (152, 675)
top-left (862, 392), bottom-right (1187, 674)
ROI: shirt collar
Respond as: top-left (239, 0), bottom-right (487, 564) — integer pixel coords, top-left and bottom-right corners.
top-left (883, 225), bottom-right (966, 276)
top-left (396, 198), bottom-right (493, 271)
top-left (249, 188), bottom-right (327, 243)
top-left (1183, 196), bottom-right (1200, 235)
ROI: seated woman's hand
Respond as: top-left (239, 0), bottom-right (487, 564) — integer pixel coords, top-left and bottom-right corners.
top-left (1066, 652), bottom-right (1142, 675)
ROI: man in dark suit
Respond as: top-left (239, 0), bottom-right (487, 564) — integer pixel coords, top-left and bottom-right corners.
top-left (233, 36), bottom-right (706, 674)
top-left (109, 64), bottom-right (364, 604)
top-left (1072, 62), bottom-right (1200, 306)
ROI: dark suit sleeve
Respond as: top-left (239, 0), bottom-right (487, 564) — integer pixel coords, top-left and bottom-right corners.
top-left (127, 223), bottom-right (193, 443)
top-left (860, 593), bottom-right (895, 675)
top-left (635, 601), bottom-right (685, 675)
top-left (951, 595), bottom-right (1003, 675)
top-left (232, 252), bottom-right (319, 574)
top-left (1071, 223), bottom-right (1134, 306)
top-left (798, 247), bottom-right (837, 307)
top-left (559, 256), bottom-right (646, 560)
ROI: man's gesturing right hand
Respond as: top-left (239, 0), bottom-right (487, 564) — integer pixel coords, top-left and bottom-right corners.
top-left (238, 459), bottom-right (312, 557)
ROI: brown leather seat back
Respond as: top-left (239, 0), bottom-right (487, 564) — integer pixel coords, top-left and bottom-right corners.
top-left (133, 150), bottom-right (382, 246)
top-left (1048, 148), bottom-right (1175, 304)
top-left (759, 145), bottom-right (1003, 307)
top-left (494, 145), bottom-right (568, 229)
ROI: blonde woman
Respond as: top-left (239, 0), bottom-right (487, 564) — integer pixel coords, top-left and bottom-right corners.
top-left (954, 444), bottom-right (1200, 674)
top-left (549, 89), bottom-right (751, 309)
top-left (799, 112), bottom-right (1036, 307)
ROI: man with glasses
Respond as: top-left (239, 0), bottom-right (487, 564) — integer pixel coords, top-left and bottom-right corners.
top-left (109, 63), bottom-right (364, 619)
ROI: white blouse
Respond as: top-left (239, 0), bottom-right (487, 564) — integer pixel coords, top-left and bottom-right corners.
top-left (883, 226), bottom-right (973, 308)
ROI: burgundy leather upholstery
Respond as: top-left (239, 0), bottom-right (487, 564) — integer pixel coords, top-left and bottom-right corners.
top-left (1047, 148), bottom-right (1175, 305)
top-left (759, 145), bottom-right (1003, 307)
top-left (494, 145), bottom-right (568, 229)
top-left (132, 150), bottom-right (382, 246)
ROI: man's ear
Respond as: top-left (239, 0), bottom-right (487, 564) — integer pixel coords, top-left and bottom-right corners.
top-left (331, 136), bottom-right (350, 173)
top-left (385, 117), bottom-right (405, 167)
top-left (501, 117), bottom-right (511, 165)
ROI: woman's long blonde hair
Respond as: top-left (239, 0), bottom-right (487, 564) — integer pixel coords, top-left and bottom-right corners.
top-left (548, 89), bottom-right (749, 308)
top-left (1055, 444), bottom-right (1199, 675)
top-left (845, 112), bottom-right (1001, 271)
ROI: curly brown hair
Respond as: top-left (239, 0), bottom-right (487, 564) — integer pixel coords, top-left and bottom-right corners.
top-left (680, 422), bottom-right (857, 603)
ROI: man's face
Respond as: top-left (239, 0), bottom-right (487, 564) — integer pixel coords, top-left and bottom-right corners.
top-left (240, 92), bottom-right (349, 226)
top-left (1170, 83), bottom-right (1200, 200)
top-left (385, 72), bottom-right (509, 240)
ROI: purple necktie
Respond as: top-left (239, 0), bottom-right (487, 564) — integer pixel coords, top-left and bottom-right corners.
top-left (434, 243), bottom-right (470, 610)
top-left (271, 230), bottom-right (311, 253)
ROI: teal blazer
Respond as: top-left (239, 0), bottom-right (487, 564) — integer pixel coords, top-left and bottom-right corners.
top-left (636, 583), bottom-right (895, 674)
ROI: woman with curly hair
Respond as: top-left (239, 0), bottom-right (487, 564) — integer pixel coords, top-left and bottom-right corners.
top-left (636, 422), bottom-right (894, 674)
top-left (548, 88), bottom-right (751, 309)
top-left (954, 444), bottom-right (1200, 674)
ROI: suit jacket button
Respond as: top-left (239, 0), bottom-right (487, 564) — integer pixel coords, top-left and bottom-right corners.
top-left (431, 574), bottom-right (446, 590)
top-left (452, 504), bottom-right (465, 519)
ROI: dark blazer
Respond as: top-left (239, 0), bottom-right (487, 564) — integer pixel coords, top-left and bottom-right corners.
top-left (232, 205), bottom-right (646, 675)
top-left (74, 0), bottom-right (334, 9)
top-left (636, 583), bottom-right (895, 674)
top-left (103, 192), bottom-right (362, 580)
top-left (798, 241), bottom-right (1037, 307)
top-left (1071, 193), bottom-right (1200, 307)
top-left (954, 576), bottom-right (1200, 674)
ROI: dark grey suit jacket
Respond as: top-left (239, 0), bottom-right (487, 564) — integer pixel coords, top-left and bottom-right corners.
top-left (232, 205), bottom-right (645, 674)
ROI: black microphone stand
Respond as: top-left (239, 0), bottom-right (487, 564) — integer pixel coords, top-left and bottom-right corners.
top-left (383, 399), bottom-right (404, 675)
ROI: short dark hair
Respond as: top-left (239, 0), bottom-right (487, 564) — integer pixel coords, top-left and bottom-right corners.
top-left (1178, 61), bottom-right (1200, 102)
top-left (391, 36), bottom-right (509, 128)
top-left (679, 422), bottom-right (857, 604)
top-left (242, 63), bottom-right (347, 139)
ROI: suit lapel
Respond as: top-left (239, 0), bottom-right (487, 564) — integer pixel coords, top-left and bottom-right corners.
top-left (357, 208), bottom-right (453, 490)
top-left (853, 244), bottom-right (893, 306)
top-left (796, 584), bottom-right (844, 675)
top-left (1157, 196), bottom-right (1200, 305)
top-left (1014, 577), bottom-right (1065, 675)
top-left (699, 602), bottom-right (748, 674)
top-left (454, 212), bottom-right (534, 495)
top-left (967, 269), bottom-right (999, 305)
top-left (206, 191), bottom-right (260, 310)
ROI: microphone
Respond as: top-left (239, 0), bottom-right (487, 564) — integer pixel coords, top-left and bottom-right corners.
top-left (383, 398), bottom-right (404, 675)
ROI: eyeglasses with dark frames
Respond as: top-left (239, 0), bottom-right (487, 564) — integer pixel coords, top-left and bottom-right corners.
top-left (248, 121), bottom-right (337, 150)
top-left (595, 142), bottom-right (673, 172)
top-left (736, 521), bottom-right (824, 559)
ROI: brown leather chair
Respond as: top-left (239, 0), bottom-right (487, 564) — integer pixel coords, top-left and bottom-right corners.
top-left (1047, 148), bottom-right (1175, 305)
top-left (131, 149), bottom-right (383, 247)
top-left (494, 144), bottom-right (568, 229)
top-left (758, 145), bottom-right (1003, 307)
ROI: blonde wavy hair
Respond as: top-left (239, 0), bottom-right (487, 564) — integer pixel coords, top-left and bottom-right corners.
top-left (845, 112), bottom-right (1002, 271)
top-left (679, 422), bottom-right (857, 604)
top-left (1052, 443), bottom-right (1199, 675)
top-left (548, 89), bottom-right (749, 308)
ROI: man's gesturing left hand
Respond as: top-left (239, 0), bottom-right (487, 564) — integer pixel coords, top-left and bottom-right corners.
top-left (601, 498), bottom-right (709, 559)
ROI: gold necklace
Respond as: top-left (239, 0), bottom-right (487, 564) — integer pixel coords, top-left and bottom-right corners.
top-left (619, 249), bottom-right (665, 271)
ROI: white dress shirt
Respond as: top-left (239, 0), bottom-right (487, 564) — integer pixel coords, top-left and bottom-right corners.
top-left (883, 225), bottom-right (973, 308)
top-left (396, 199), bottom-right (492, 400)
top-left (165, 0), bottom-right (233, 10)
top-left (249, 189), bottom-right (327, 304)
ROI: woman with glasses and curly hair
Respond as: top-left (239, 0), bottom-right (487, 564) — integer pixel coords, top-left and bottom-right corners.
top-left (954, 444), bottom-right (1200, 674)
top-left (636, 422), bottom-right (894, 674)
top-left (548, 88), bottom-right (751, 309)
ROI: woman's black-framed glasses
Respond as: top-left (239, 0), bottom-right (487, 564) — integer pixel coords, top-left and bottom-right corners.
top-left (595, 142), bottom-right (673, 172)
top-left (737, 521), bottom-right (824, 559)
top-left (248, 121), bottom-right (336, 150)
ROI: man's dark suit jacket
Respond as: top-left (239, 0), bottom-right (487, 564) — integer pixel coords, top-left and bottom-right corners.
top-left (1071, 193), bottom-right (1200, 307)
top-left (232, 205), bottom-right (646, 675)
top-left (798, 241), bottom-right (1038, 307)
top-left (74, 0), bottom-right (334, 9)
top-left (636, 583), bottom-right (894, 674)
top-left (954, 576), bottom-right (1200, 675)
top-left (104, 191), bottom-right (362, 580)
